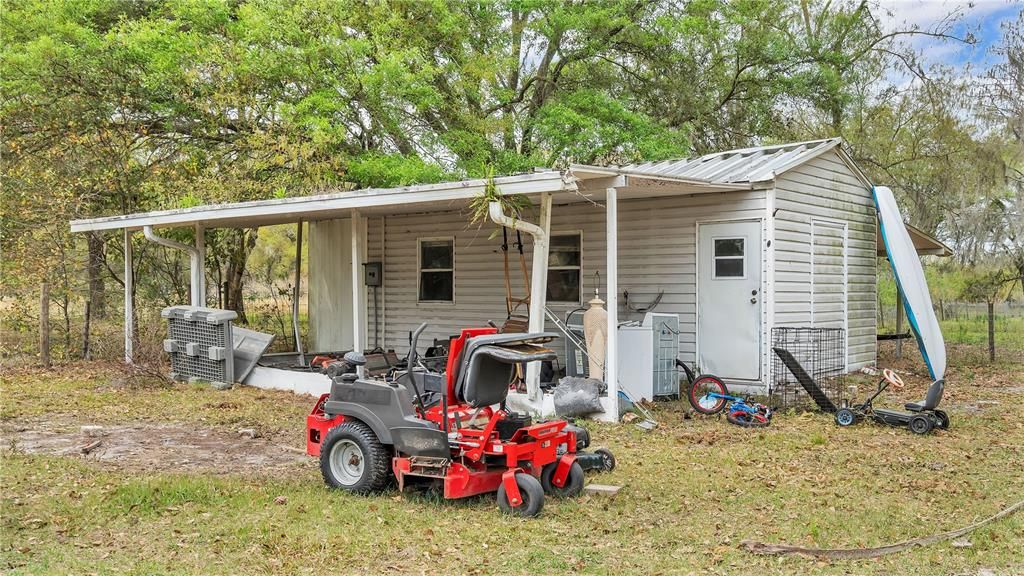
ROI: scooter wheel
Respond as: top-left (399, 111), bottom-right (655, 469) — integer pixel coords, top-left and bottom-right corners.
top-left (835, 408), bottom-right (857, 427)
top-left (541, 461), bottom-right (585, 498)
top-left (934, 410), bottom-right (950, 430)
top-left (909, 415), bottom-right (934, 435)
top-left (497, 473), bottom-right (545, 517)
top-left (594, 448), bottom-right (616, 472)
top-left (726, 410), bottom-right (769, 428)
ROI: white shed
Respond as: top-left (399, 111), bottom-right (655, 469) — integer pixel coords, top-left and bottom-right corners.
top-left (71, 138), bottom-right (950, 420)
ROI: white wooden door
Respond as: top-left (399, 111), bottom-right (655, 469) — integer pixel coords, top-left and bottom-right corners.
top-left (697, 220), bottom-right (762, 380)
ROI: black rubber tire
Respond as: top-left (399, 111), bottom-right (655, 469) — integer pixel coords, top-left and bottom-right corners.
top-left (909, 415), bottom-right (934, 435)
top-left (319, 420), bottom-right (391, 493)
top-left (497, 473), bottom-right (545, 517)
top-left (594, 448), bottom-right (616, 472)
top-left (934, 410), bottom-right (950, 430)
top-left (574, 426), bottom-right (591, 450)
top-left (835, 408), bottom-right (857, 427)
top-left (726, 410), bottom-right (769, 428)
top-left (688, 375), bottom-right (729, 415)
top-left (540, 461), bottom-right (585, 498)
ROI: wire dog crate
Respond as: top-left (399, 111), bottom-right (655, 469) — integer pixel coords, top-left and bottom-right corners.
top-left (770, 327), bottom-right (846, 410)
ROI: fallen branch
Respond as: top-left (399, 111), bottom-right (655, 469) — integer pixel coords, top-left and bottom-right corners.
top-left (740, 499), bottom-right (1024, 560)
top-left (80, 440), bottom-right (103, 455)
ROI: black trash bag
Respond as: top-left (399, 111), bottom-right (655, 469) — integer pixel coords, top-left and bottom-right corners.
top-left (553, 377), bottom-right (606, 418)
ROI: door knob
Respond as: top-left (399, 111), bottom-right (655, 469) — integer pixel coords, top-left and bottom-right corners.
top-left (750, 297), bottom-right (757, 304)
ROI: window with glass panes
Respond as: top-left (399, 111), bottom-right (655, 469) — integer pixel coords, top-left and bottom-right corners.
top-left (418, 238), bottom-right (454, 302)
top-left (547, 233), bottom-right (581, 302)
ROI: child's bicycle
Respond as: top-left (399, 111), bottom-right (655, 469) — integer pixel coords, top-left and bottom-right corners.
top-left (686, 374), bottom-right (772, 427)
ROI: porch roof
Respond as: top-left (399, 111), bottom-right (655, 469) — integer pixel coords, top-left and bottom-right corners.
top-left (876, 221), bottom-right (953, 257)
top-left (69, 166), bottom-right (750, 233)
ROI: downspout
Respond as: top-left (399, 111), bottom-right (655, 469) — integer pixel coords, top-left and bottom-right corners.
top-left (489, 195), bottom-right (551, 407)
top-left (143, 225), bottom-right (203, 307)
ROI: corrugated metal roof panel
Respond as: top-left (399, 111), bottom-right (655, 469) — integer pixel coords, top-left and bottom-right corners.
top-left (617, 138), bottom-right (841, 183)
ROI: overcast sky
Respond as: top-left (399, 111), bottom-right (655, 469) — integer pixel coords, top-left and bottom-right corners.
top-left (875, 0), bottom-right (1022, 72)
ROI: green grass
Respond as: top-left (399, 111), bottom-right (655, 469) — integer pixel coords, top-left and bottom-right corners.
top-left (2, 357), bottom-right (1024, 575)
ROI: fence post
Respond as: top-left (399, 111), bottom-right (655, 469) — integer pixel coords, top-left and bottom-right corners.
top-left (39, 281), bottom-right (51, 368)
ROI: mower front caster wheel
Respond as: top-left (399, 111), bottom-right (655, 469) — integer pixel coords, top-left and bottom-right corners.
top-left (934, 410), bottom-right (950, 430)
top-left (319, 421), bottom-right (391, 493)
top-left (909, 415), bottom-right (934, 435)
top-left (497, 473), bottom-right (544, 517)
top-left (835, 408), bottom-right (857, 427)
top-left (540, 461), bottom-right (585, 498)
top-left (594, 448), bottom-right (616, 472)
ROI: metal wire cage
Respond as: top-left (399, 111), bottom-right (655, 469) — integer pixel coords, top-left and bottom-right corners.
top-left (770, 327), bottom-right (846, 410)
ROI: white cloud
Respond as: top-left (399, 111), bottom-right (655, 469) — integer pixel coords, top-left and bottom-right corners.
top-left (874, 0), bottom-right (1009, 32)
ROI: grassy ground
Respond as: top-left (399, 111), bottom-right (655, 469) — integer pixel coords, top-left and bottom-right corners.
top-left (2, 348), bottom-right (1023, 575)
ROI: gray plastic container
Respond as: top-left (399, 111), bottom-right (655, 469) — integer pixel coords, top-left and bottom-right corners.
top-left (162, 306), bottom-right (238, 387)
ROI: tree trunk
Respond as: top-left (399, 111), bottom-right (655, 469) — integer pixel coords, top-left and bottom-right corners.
top-left (87, 232), bottom-right (107, 319)
top-left (82, 300), bottom-right (92, 360)
top-left (39, 281), bottom-right (51, 368)
top-left (224, 229), bottom-right (258, 324)
top-left (987, 301), bottom-right (996, 362)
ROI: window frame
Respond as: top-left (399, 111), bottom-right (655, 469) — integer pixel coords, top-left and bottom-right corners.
top-left (417, 236), bottom-right (456, 304)
top-left (546, 231), bottom-right (583, 304)
top-left (711, 235), bottom-right (747, 280)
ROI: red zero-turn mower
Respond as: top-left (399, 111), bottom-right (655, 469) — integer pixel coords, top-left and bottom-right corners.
top-left (306, 323), bottom-right (615, 517)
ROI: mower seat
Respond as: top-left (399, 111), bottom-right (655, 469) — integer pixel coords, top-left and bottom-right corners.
top-left (454, 333), bottom-right (557, 408)
top-left (904, 379), bottom-right (945, 412)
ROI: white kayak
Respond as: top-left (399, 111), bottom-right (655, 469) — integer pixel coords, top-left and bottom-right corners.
top-left (873, 186), bottom-right (946, 380)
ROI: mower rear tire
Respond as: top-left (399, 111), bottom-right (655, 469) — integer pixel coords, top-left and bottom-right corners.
top-left (909, 415), bottom-right (934, 435)
top-left (594, 448), bottom-right (616, 472)
top-left (320, 421), bottom-right (391, 494)
top-left (540, 461), bottom-right (585, 498)
top-left (934, 410), bottom-right (950, 430)
top-left (835, 408), bottom-right (857, 427)
top-left (497, 473), bottom-right (544, 517)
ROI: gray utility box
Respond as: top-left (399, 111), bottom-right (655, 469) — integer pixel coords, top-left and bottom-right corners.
top-left (616, 313), bottom-right (681, 401)
top-left (162, 306), bottom-right (238, 386)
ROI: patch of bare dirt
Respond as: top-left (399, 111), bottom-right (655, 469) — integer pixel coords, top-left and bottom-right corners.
top-left (1, 421), bottom-right (314, 475)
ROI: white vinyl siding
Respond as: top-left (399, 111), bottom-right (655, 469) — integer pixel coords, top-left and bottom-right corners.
top-left (772, 150), bottom-right (876, 370)
top-left (362, 190), bottom-right (767, 372)
top-left (811, 220), bottom-right (847, 328)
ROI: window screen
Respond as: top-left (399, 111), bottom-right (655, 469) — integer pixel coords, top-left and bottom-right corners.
top-left (547, 233), bottom-right (581, 302)
top-left (419, 239), bottom-right (454, 301)
top-left (713, 237), bottom-right (745, 278)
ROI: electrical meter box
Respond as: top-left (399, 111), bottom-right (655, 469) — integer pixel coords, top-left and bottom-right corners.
top-left (363, 261), bottom-right (383, 286)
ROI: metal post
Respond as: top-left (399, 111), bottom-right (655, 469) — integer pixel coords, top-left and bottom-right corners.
top-left (605, 187), bottom-right (619, 420)
top-left (351, 211), bottom-right (365, 376)
top-left (293, 220), bottom-right (305, 364)
top-left (895, 285), bottom-right (904, 359)
top-left (124, 229), bottom-right (134, 364)
top-left (195, 225), bottom-right (206, 306)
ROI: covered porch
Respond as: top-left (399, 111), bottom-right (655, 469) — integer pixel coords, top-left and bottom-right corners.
top-left (70, 168), bottom-right (752, 422)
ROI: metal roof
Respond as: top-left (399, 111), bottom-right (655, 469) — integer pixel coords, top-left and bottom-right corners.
top-left (70, 170), bottom-right (574, 232)
top-left (614, 138), bottom-right (849, 184)
top-left (72, 137), bottom-right (868, 233)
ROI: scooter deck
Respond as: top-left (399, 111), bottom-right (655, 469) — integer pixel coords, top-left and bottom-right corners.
top-left (772, 347), bottom-right (838, 413)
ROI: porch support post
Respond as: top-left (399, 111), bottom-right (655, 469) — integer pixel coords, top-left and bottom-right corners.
top-left (194, 224), bottom-right (206, 306)
top-left (351, 210), bottom-right (366, 376)
top-left (895, 285), bottom-right (904, 359)
top-left (124, 229), bottom-right (134, 364)
top-left (525, 192), bottom-right (552, 404)
top-left (292, 220), bottom-right (305, 364)
top-left (605, 186), bottom-right (619, 420)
